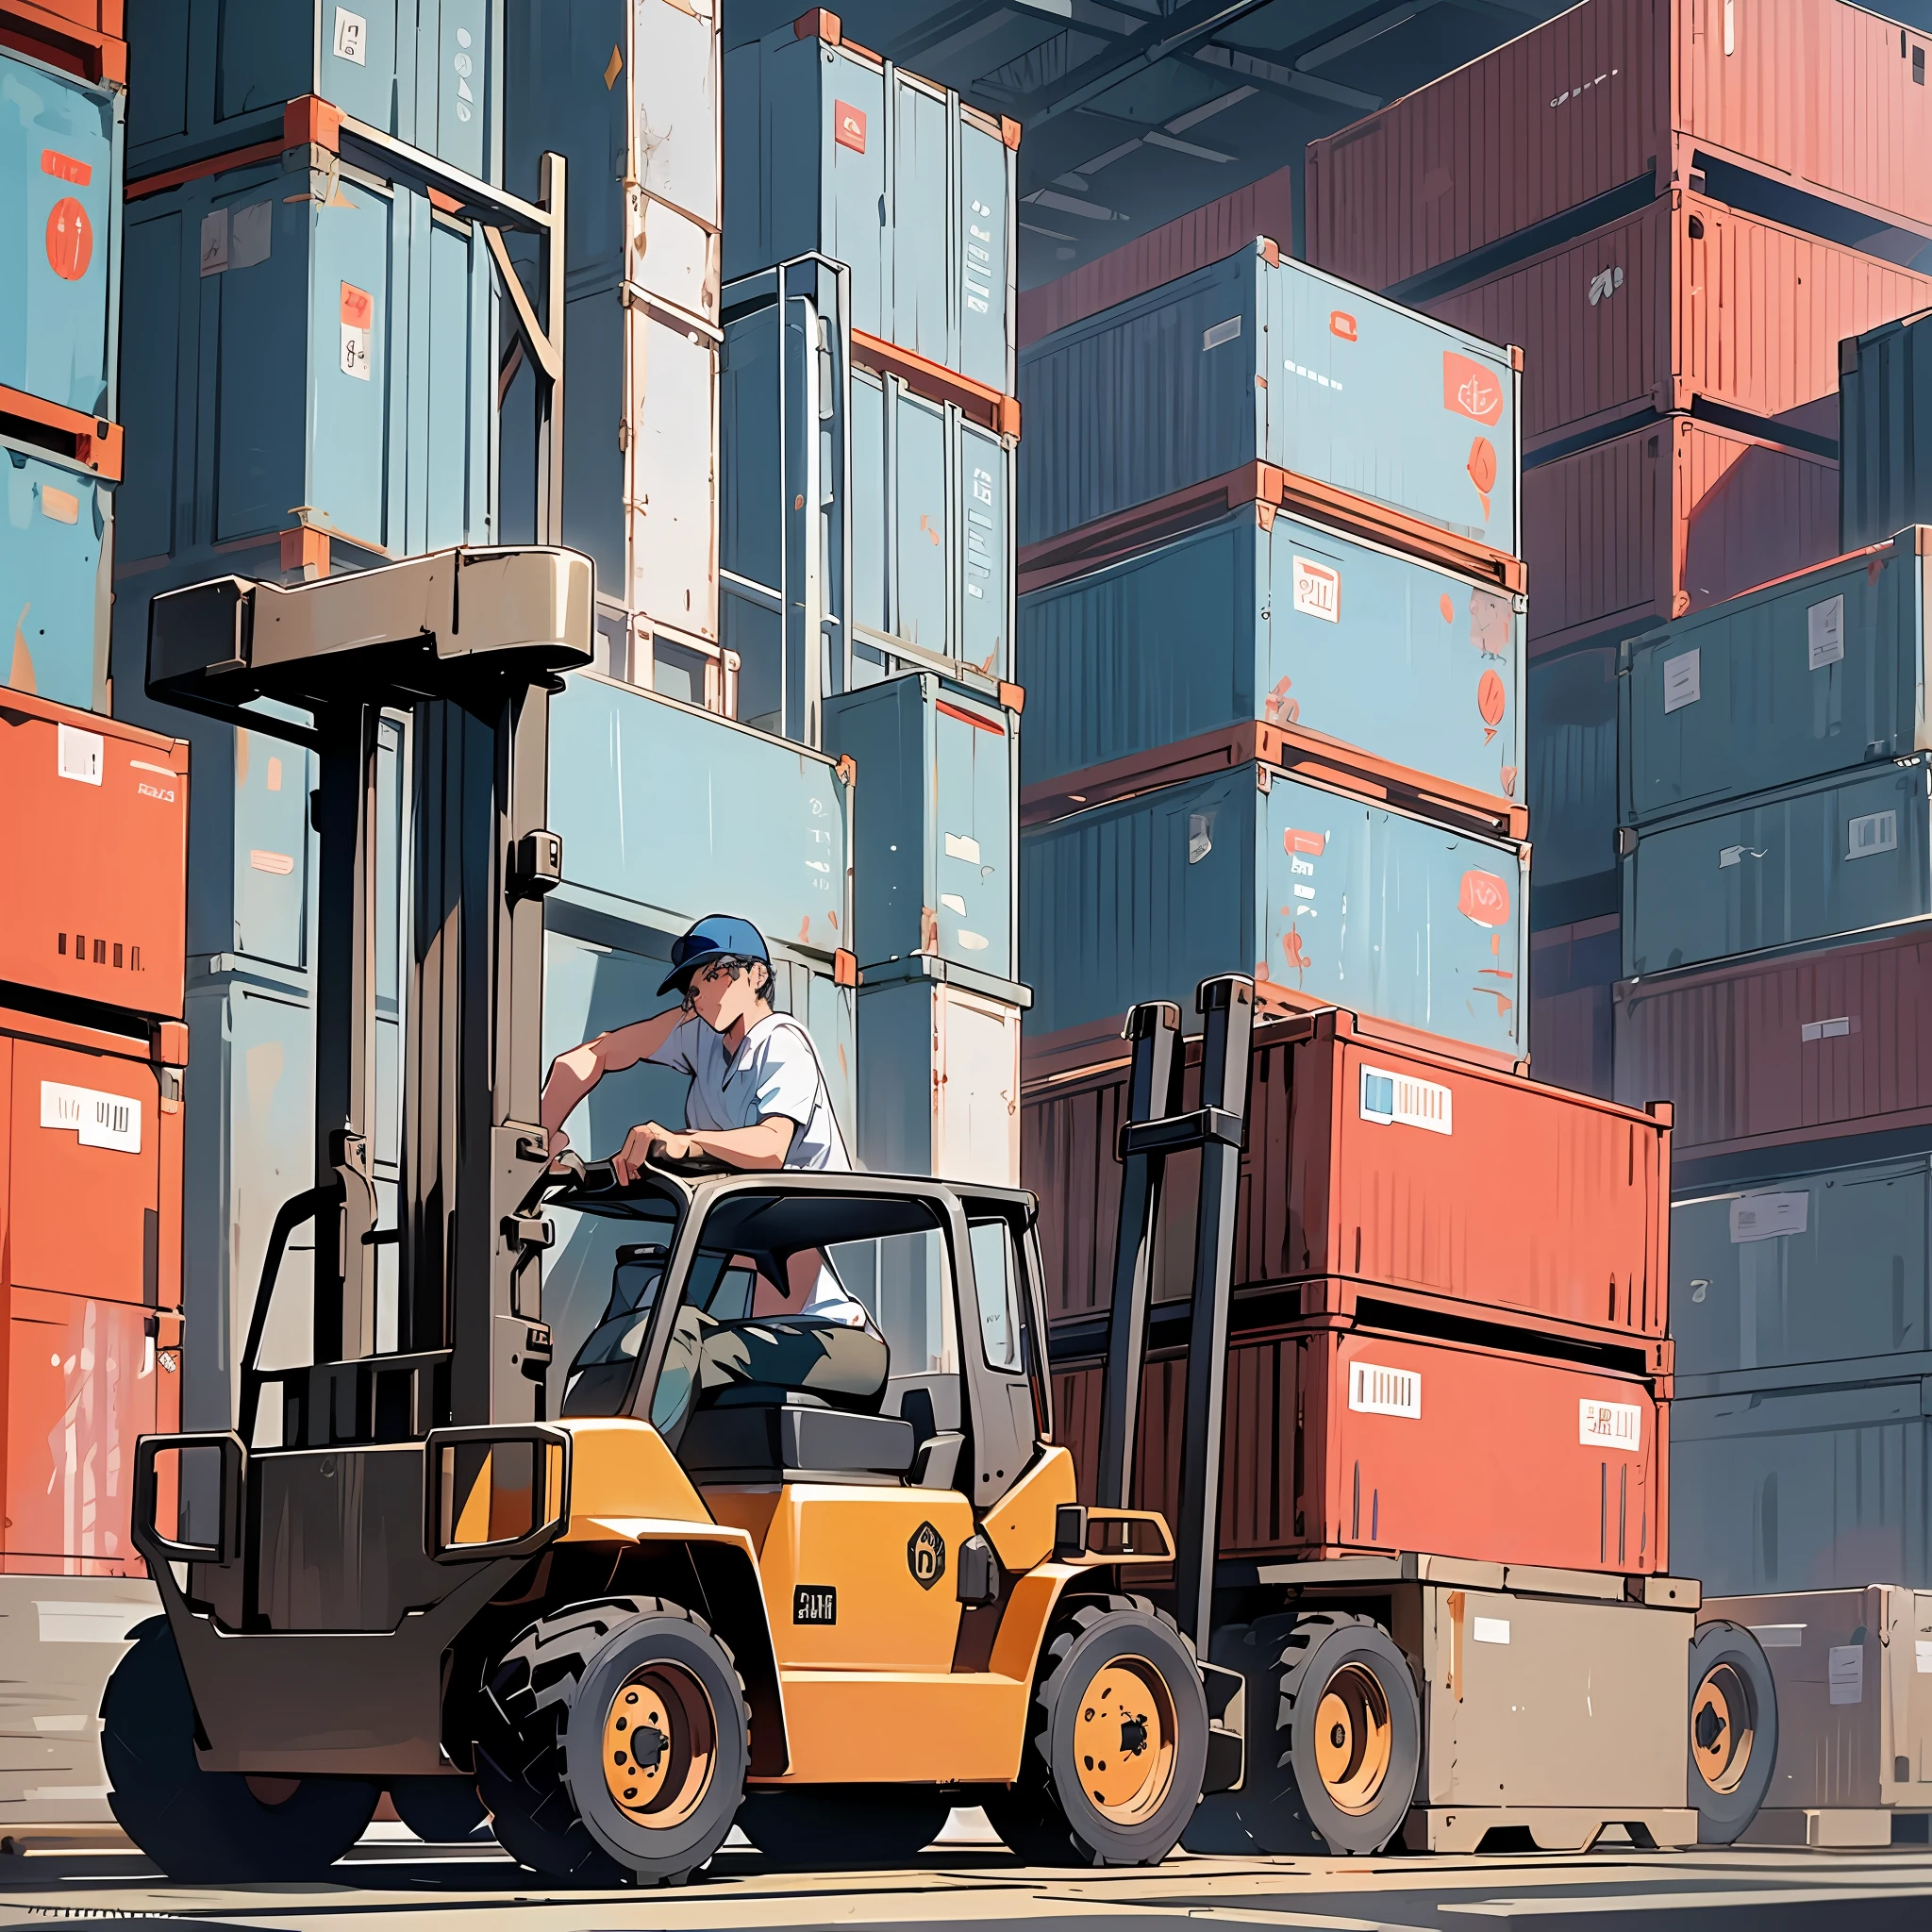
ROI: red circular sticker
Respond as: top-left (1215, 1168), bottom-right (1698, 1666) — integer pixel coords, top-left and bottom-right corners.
top-left (46, 197), bottom-right (92, 281)
top-left (1477, 668), bottom-right (1507, 726)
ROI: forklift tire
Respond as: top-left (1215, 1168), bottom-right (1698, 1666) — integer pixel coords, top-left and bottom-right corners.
top-left (475, 1595), bottom-right (748, 1886)
top-left (985, 1594), bottom-right (1208, 1868)
top-left (1689, 1621), bottom-right (1777, 1844)
top-left (101, 1617), bottom-right (381, 1881)
top-left (389, 1775), bottom-right (490, 1843)
top-left (737, 1785), bottom-right (954, 1867)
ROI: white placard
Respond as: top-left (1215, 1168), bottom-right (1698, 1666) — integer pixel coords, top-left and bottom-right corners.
top-left (1808, 594), bottom-right (1845, 671)
top-left (1829, 1644), bottom-right (1865, 1705)
top-left (1580, 1398), bottom-right (1642, 1452)
top-left (1473, 1617), bottom-right (1510, 1645)
top-left (230, 200), bottom-right (272, 270)
top-left (1202, 316), bottom-right (1241, 352)
top-left (1292, 556), bottom-right (1341, 624)
top-left (333, 7), bottom-right (368, 62)
top-left (942, 832), bottom-right (981, 864)
top-left (1348, 1361), bottom-right (1421, 1420)
top-left (1916, 1639), bottom-right (1932, 1674)
top-left (1663, 649), bottom-right (1701, 713)
top-left (1848, 809), bottom-right (1898, 860)
top-left (1359, 1066), bottom-right (1452, 1135)
top-left (198, 207), bottom-right (228, 276)
top-left (40, 1082), bottom-right (141, 1156)
top-left (57, 723), bottom-right (102, 785)
top-left (1729, 1191), bottom-right (1808, 1243)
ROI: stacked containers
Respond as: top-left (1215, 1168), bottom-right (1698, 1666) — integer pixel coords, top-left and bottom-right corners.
top-left (722, 7), bottom-right (1026, 1183)
top-left (1305, 0), bottom-right (1932, 1100)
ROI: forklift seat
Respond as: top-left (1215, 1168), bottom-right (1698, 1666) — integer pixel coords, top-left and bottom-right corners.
top-left (678, 1390), bottom-right (917, 1483)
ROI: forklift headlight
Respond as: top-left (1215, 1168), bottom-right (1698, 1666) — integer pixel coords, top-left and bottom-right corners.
top-left (427, 1424), bottom-right (572, 1562)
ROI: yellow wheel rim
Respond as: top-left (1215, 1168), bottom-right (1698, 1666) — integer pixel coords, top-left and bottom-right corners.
top-left (1311, 1661), bottom-right (1394, 1815)
top-left (600, 1661), bottom-right (717, 1830)
top-left (1070, 1654), bottom-right (1177, 1824)
top-left (1691, 1662), bottom-right (1754, 1796)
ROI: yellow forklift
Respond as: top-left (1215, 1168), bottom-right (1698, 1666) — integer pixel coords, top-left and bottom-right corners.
top-left (104, 547), bottom-right (1241, 1884)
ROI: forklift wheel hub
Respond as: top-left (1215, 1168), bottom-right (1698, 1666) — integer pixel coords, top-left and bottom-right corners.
top-left (1072, 1655), bottom-right (1177, 1824)
top-left (1691, 1662), bottom-right (1754, 1795)
top-left (599, 1661), bottom-right (718, 1830)
top-left (1312, 1662), bottom-right (1394, 1816)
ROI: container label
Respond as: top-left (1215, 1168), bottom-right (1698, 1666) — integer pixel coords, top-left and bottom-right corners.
top-left (40, 484), bottom-right (78, 525)
top-left (249, 850), bottom-right (296, 875)
top-left (341, 283), bottom-right (374, 381)
top-left (230, 202), bottom-right (272, 271)
top-left (1473, 1616), bottom-right (1510, 1644)
top-left (1442, 351), bottom-right (1505, 425)
top-left (1580, 1399), bottom-right (1641, 1452)
top-left (44, 197), bottom-right (92, 282)
top-left (1751, 1624), bottom-right (1806, 1648)
top-left (1348, 1361), bottom-right (1421, 1419)
top-left (943, 832), bottom-right (981, 865)
top-left (1292, 557), bottom-right (1341, 623)
top-left (1917, 1640), bottom-right (1932, 1674)
top-left (199, 208), bottom-right (229, 277)
top-left (1663, 649), bottom-right (1701, 712)
top-left (1808, 594), bottom-right (1846, 671)
top-left (57, 724), bottom-right (102, 785)
top-left (1202, 316), bottom-right (1241, 352)
top-left (1329, 310), bottom-right (1357, 341)
top-left (40, 1082), bottom-right (141, 1156)
top-left (1829, 1644), bottom-right (1864, 1705)
top-left (1801, 1015), bottom-right (1854, 1042)
top-left (41, 149), bottom-right (91, 186)
top-left (1848, 809), bottom-right (1897, 860)
top-left (1730, 1191), bottom-right (1808, 1242)
top-left (1189, 813), bottom-right (1214, 865)
top-left (1587, 263), bottom-right (1624, 306)
top-left (1457, 869), bottom-right (1511, 927)
top-left (964, 203), bottom-right (995, 318)
top-left (333, 8), bottom-right (368, 63)
top-left (834, 100), bottom-right (867, 153)
top-left (1359, 1065), bottom-right (1452, 1135)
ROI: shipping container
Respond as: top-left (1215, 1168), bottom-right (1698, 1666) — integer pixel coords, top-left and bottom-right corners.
top-left (118, 148), bottom-right (494, 584)
top-left (1424, 190), bottom-right (1929, 454)
top-left (1019, 242), bottom-right (1522, 559)
top-left (855, 961), bottom-right (1022, 1186)
top-left (723, 8), bottom-right (1016, 395)
top-left (125, 0), bottom-right (501, 183)
top-left (1018, 497), bottom-right (1524, 811)
top-left (1025, 1004), bottom-right (1670, 1348)
top-left (1674, 1152), bottom-right (1932, 1385)
top-left (1525, 414), bottom-right (1840, 656)
top-left (0, 42), bottom-right (121, 420)
top-left (1530, 914), bottom-right (1622, 1101)
top-left (1305, 0), bottom-right (1932, 298)
top-left (1673, 1374), bottom-right (1932, 1594)
top-left (1020, 761), bottom-right (1530, 1072)
top-left (1058, 1318), bottom-right (1667, 1574)
top-left (0, 436), bottom-right (113, 713)
top-left (1842, 308), bottom-right (1932, 550)
top-left (1529, 642), bottom-right (1621, 926)
top-left (547, 671), bottom-right (853, 963)
top-left (1707, 1586), bottom-right (1932, 1838)
top-left (1623, 530), bottom-right (1932, 828)
top-left (1621, 754), bottom-right (1932, 976)
top-left (1, 1), bottom-right (126, 84)
top-left (823, 671), bottom-right (1014, 979)
top-left (1019, 167), bottom-right (1294, 346)
top-left (0, 688), bottom-right (187, 1018)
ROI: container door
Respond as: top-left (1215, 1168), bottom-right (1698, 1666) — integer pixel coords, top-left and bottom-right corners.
top-left (956, 116), bottom-right (1010, 394)
top-left (957, 421), bottom-right (1009, 679)
top-left (428, 0), bottom-right (491, 181)
top-left (633, 0), bottom-right (720, 228)
top-left (932, 691), bottom-right (1010, 976)
top-left (307, 185), bottom-right (393, 550)
top-left (892, 387), bottom-right (947, 657)
top-left (628, 303), bottom-right (720, 642)
top-left (229, 722), bottom-right (316, 971)
top-left (936, 987), bottom-right (1019, 1186)
top-left (891, 76), bottom-right (948, 370)
top-left (849, 368), bottom-right (889, 646)
top-left (0, 450), bottom-right (108, 712)
top-left (820, 48), bottom-right (885, 343)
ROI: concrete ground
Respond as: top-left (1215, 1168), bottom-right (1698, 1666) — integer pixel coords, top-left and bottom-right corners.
top-left (1, 1819), bottom-right (1930, 1931)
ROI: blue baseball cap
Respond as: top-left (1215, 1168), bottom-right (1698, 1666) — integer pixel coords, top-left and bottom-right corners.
top-left (658, 914), bottom-right (773, 998)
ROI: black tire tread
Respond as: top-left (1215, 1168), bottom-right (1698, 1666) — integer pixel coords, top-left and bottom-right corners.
top-left (1689, 1620), bottom-right (1779, 1846)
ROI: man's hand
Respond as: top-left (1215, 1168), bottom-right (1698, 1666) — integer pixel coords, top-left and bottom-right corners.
top-left (545, 1124), bottom-right (572, 1170)
top-left (612, 1121), bottom-right (695, 1184)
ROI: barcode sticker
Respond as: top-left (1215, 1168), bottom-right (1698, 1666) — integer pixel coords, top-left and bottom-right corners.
top-left (1808, 593), bottom-right (1845, 670)
top-left (1729, 1191), bottom-right (1808, 1243)
top-left (40, 1082), bottom-right (141, 1155)
top-left (1580, 1399), bottom-right (1642, 1452)
top-left (57, 723), bottom-right (102, 785)
top-left (1348, 1361), bottom-right (1421, 1419)
top-left (1359, 1065), bottom-right (1452, 1135)
top-left (1848, 809), bottom-right (1897, 859)
top-left (1663, 649), bottom-right (1701, 712)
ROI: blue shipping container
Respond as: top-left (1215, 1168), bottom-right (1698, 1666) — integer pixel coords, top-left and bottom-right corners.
top-left (1622, 756), bottom-right (1932, 977)
top-left (548, 672), bottom-right (852, 959)
top-left (1021, 763), bottom-right (1528, 1063)
top-left (724, 17), bottom-right (1015, 395)
top-left (1019, 501), bottom-right (1523, 802)
top-left (118, 151), bottom-right (493, 578)
top-left (1, 438), bottom-right (111, 713)
top-left (1019, 242), bottom-right (1521, 557)
top-left (823, 671), bottom-right (1015, 979)
top-left (1623, 528), bottom-right (1932, 828)
top-left (0, 45), bottom-right (122, 418)
top-left (1527, 642), bottom-right (1619, 926)
top-left (1841, 309), bottom-right (1932, 552)
top-left (127, 0), bottom-right (500, 184)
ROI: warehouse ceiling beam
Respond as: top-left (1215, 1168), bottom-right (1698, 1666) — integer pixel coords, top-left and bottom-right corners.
top-left (1014, 0), bottom-right (1280, 125)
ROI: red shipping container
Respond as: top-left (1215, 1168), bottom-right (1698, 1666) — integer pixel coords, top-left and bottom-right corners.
top-left (0, 689), bottom-right (189, 1020)
top-left (1423, 190), bottom-right (1932, 453)
top-left (1305, 0), bottom-right (1932, 296)
top-left (0, 0), bottom-right (125, 84)
top-left (1613, 927), bottom-right (1932, 1162)
top-left (1026, 1006), bottom-right (1672, 1350)
top-left (1530, 915), bottom-right (1622, 1103)
top-left (1057, 1317), bottom-right (1668, 1574)
top-left (1524, 413), bottom-right (1839, 656)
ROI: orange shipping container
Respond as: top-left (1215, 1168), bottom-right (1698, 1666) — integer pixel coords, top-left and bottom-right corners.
top-left (1423, 191), bottom-right (1932, 452)
top-left (0, 690), bottom-right (188, 1019)
top-left (1306, 0), bottom-right (1932, 297)
top-left (1057, 1318), bottom-right (1668, 1575)
top-left (1026, 1006), bottom-right (1672, 1350)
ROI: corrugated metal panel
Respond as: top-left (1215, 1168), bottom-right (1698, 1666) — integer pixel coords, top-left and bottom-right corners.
top-left (823, 672), bottom-right (1016, 979)
top-left (0, 46), bottom-right (121, 418)
top-left (1018, 167), bottom-right (1295, 346)
top-left (126, 0), bottom-right (501, 183)
top-left (1306, 0), bottom-right (1932, 296)
top-left (1019, 500), bottom-right (1524, 805)
top-left (1424, 191), bottom-right (1932, 452)
top-left (1524, 415), bottom-right (1840, 656)
top-left (1530, 644), bottom-right (1621, 894)
top-left (1673, 1152), bottom-right (1932, 1380)
top-left (723, 23), bottom-right (1015, 394)
top-left (1612, 926), bottom-right (1932, 1159)
top-left (1020, 244), bottom-right (1522, 558)
top-left (1623, 531), bottom-right (1930, 827)
top-left (1672, 1375), bottom-right (1932, 1593)
top-left (1529, 915), bottom-right (1621, 1100)
top-left (1020, 762), bottom-right (1529, 1066)
top-left (1621, 755), bottom-right (1932, 976)
top-left (0, 441), bottom-right (113, 715)
top-left (1841, 310), bottom-right (1932, 551)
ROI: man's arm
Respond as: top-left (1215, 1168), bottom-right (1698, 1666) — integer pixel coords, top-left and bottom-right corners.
top-left (541, 1008), bottom-right (687, 1148)
top-left (613, 1114), bottom-right (794, 1181)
